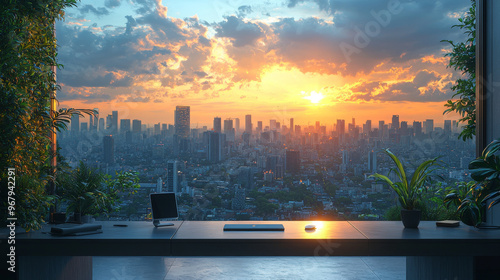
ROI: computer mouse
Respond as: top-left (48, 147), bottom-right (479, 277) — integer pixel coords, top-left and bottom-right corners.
top-left (305, 224), bottom-right (316, 230)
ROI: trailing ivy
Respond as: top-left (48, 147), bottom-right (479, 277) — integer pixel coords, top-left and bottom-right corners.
top-left (442, 0), bottom-right (476, 141)
top-left (0, 0), bottom-right (78, 230)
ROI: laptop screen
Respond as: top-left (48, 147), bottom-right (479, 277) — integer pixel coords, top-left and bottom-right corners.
top-left (150, 193), bottom-right (178, 220)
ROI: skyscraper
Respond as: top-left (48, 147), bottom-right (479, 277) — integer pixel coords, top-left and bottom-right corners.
top-left (175, 106), bottom-right (190, 138)
top-left (213, 117), bottom-right (222, 133)
top-left (245, 114), bottom-right (252, 134)
top-left (285, 150), bottom-right (300, 175)
top-left (224, 119), bottom-right (235, 141)
top-left (379, 120), bottom-right (385, 138)
top-left (290, 118), bottom-right (294, 133)
top-left (98, 118), bottom-right (105, 132)
top-left (103, 135), bottom-right (114, 164)
top-left (336, 119), bottom-right (345, 136)
top-left (392, 115), bottom-right (400, 130)
top-left (132, 119), bottom-right (142, 133)
top-left (368, 150), bottom-right (377, 172)
top-left (112, 111), bottom-right (118, 133)
top-left (257, 121), bottom-right (263, 132)
top-left (120, 119), bottom-right (131, 133)
top-left (71, 112), bottom-right (80, 135)
top-left (444, 120), bottom-right (452, 134)
top-left (270, 119), bottom-right (277, 131)
top-left (208, 131), bottom-right (223, 162)
top-left (413, 121), bottom-right (422, 136)
top-left (166, 160), bottom-right (178, 193)
top-left (425, 119), bottom-right (434, 134)
top-left (234, 118), bottom-right (240, 132)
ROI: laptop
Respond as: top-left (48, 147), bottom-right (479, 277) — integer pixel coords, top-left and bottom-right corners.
top-left (223, 224), bottom-right (285, 231)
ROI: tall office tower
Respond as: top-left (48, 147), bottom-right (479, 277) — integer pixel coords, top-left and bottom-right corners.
top-left (112, 111), bottom-right (118, 133)
top-left (285, 150), bottom-right (300, 175)
top-left (156, 177), bottom-right (163, 193)
top-left (92, 108), bottom-right (99, 131)
top-left (413, 121), bottom-right (422, 136)
top-left (276, 122), bottom-right (281, 130)
top-left (166, 160), bottom-right (178, 193)
top-left (162, 123), bottom-right (168, 131)
top-left (132, 119), bottom-right (142, 133)
top-left (270, 119), bottom-right (277, 131)
top-left (336, 119), bottom-right (345, 136)
top-left (120, 119), bottom-right (131, 133)
top-left (368, 150), bottom-right (377, 172)
top-left (154, 123), bottom-right (160, 135)
top-left (98, 118), bottom-right (105, 132)
top-left (234, 118), bottom-right (240, 132)
top-left (80, 122), bottom-right (88, 133)
top-left (342, 150), bottom-right (349, 165)
top-left (71, 111), bottom-right (80, 134)
top-left (213, 117), bottom-right (222, 133)
top-left (392, 115), bottom-right (400, 130)
top-left (425, 119), bottom-right (434, 134)
top-left (365, 120), bottom-right (372, 133)
top-left (444, 120), bottom-right (452, 134)
top-left (106, 114), bottom-right (113, 131)
top-left (290, 118), bottom-right (294, 133)
top-left (208, 131), bottom-right (223, 162)
top-left (378, 120), bottom-right (385, 138)
top-left (245, 114), bottom-right (252, 134)
top-left (89, 113), bottom-right (94, 131)
top-left (257, 121), bottom-right (263, 132)
top-left (316, 121), bottom-right (320, 133)
top-left (224, 119), bottom-right (235, 141)
top-left (175, 106), bottom-right (190, 138)
top-left (295, 125), bottom-right (301, 135)
top-left (231, 184), bottom-right (246, 210)
top-left (103, 135), bottom-right (114, 164)
top-left (452, 120), bottom-right (458, 133)
top-left (400, 121), bottom-right (408, 135)
top-left (352, 118), bottom-right (355, 127)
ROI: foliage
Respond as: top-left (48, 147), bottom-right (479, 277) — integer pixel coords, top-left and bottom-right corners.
top-left (442, 0), bottom-right (476, 141)
top-left (370, 149), bottom-right (441, 210)
top-left (445, 139), bottom-right (500, 227)
top-left (0, 0), bottom-right (78, 230)
top-left (58, 162), bottom-right (140, 217)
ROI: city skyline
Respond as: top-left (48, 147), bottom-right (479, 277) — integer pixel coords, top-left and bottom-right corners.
top-left (56, 0), bottom-right (470, 126)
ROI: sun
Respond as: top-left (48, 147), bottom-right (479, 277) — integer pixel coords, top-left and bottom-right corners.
top-left (303, 91), bottom-right (325, 104)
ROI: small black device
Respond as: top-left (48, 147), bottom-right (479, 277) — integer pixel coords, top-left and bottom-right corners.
top-left (150, 192), bottom-right (178, 227)
top-left (223, 224), bottom-right (285, 231)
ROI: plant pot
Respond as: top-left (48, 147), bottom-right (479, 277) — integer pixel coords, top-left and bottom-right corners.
top-left (401, 209), bottom-right (421, 228)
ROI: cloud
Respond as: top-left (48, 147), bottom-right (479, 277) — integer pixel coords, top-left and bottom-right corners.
top-left (79, 5), bottom-right (109, 16)
top-left (215, 16), bottom-right (266, 47)
top-left (104, 0), bottom-right (121, 9)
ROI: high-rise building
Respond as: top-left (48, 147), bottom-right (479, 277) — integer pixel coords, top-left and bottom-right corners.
top-left (413, 121), bottom-right (422, 136)
top-left (392, 115), bottom-right (400, 130)
top-left (166, 160), bottom-right (178, 193)
top-left (270, 119), bottom-right (277, 131)
top-left (336, 119), bottom-right (345, 136)
top-left (378, 121), bottom-right (385, 138)
top-left (92, 108), bottom-right (99, 131)
top-left (232, 184), bottom-right (246, 210)
top-left (175, 106), bottom-right (190, 138)
top-left (245, 114), bottom-right (252, 134)
top-left (290, 118), bottom-right (294, 133)
top-left (316, 121), bottom-right (320, 133)
top-left (224, 119), bottom-right (235, 141)
top-left (342, 150), bottom-right (349, 165)
top-left (208, 131), bottom-right (223, 162)
top-left (364, 120), bottom-right (372, 135)
top-left (120, 119), bottom-right (131, 133)
top-left (103, 135), bottom-right (114, 164)
top-left (452, 120), bottom-right (458, 133)
top-left (400, 121), bottom-right (408, 135)
top-left (444, 120), bottom-right (452, 134)
top-left (154, 123), bottom-right (160, 135)
top-left (106, 114), bottom-right (113, 131)
top-left (213, 117), bottom-right (222, 133)
top-left (257, 121), bottom-right (263, 132)
top-left (295, 125), bottom-right (301, 135)
top-left (71, 111), bottom-right (79, 134)
top-left (285, 150), bottom-right (300, 175)
top-left (98, 118), bottom-right (105, 132)
top-left (80, 122), bottom-right (88, 132)
top-left (132, 119), bottom-right (142, 133)
top-left (234, 118), bottom-right (240, 132)
top-left (112, 111), bottom-right (118, 133)
top-left (425, 119), bottom-right (434, 134)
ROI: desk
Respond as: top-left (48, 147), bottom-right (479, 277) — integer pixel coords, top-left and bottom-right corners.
top-left (3, 220), bottom-right (500, 280)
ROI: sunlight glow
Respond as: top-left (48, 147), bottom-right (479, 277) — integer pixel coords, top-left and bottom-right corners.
top-left (303, 91), bottom-right (325, 104)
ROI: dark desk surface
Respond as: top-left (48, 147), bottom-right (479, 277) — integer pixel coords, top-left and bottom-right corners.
top-left (3, 220), bottom-right (500, 257)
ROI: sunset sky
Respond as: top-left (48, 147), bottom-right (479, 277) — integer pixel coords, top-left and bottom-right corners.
top-left (56, 0), bottom-right (470, 129)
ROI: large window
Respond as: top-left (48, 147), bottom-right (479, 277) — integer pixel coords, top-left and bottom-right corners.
top-left (57, 0), bottom-right (475, 222)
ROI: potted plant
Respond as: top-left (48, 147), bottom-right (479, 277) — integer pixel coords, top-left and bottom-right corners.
top-left (370, 149), bottom-right (441, 228)
top-left (445, 139), bottom-right (500, 227)
top-left (58, 161), bottom-right (107, 223)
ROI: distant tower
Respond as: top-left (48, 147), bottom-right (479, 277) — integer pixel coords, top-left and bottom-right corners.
top-left (285, 150), bottom-right (300, 175)
top-left (166, 161), bottom-right (178, 193)
top-left (425, 119), bottom-right (434, 134)
top-left (224, 119), bottom-right (235, 141)
top-left (290, 118), bottom-right (294, 133)
top-left (92, 108), bottom-right (99, 131)
top-left (213, 117), bottom-right (222, 133)
top-left (392, 115), bottom-right (400, 130)
top-left (132, 119), bottom-right (142, 133)
top-left (208, 131), bottom-right (223, 162)
top-left (121, 119), bottom-right (131, 133)
top-left (156, 177), bottom-right (163, 193)
top-left (257, 121), bottom-right (263, 132)
top-left (336, 119), bottom-right (345, 136)
top-left (245, 114), bottom-right (252, 134)
top-left (368, 150), bottom-right (377, 172)
top-left (413, 121), bottom-right (422, 136)
top-left (234, 118), bottom-right (240, 132)
top-left (112, 111), bottom-right (118, 134)
top-left (98, 118), bottom-right (105, 132)
top-left (71, 111), bottom-right (80, 135)
top-left (103, 135), bottom-right (114, 164)
top-left (444, 120), bottom-right (452, 134)
top-left (175, 106), bottom-right (190, 138)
